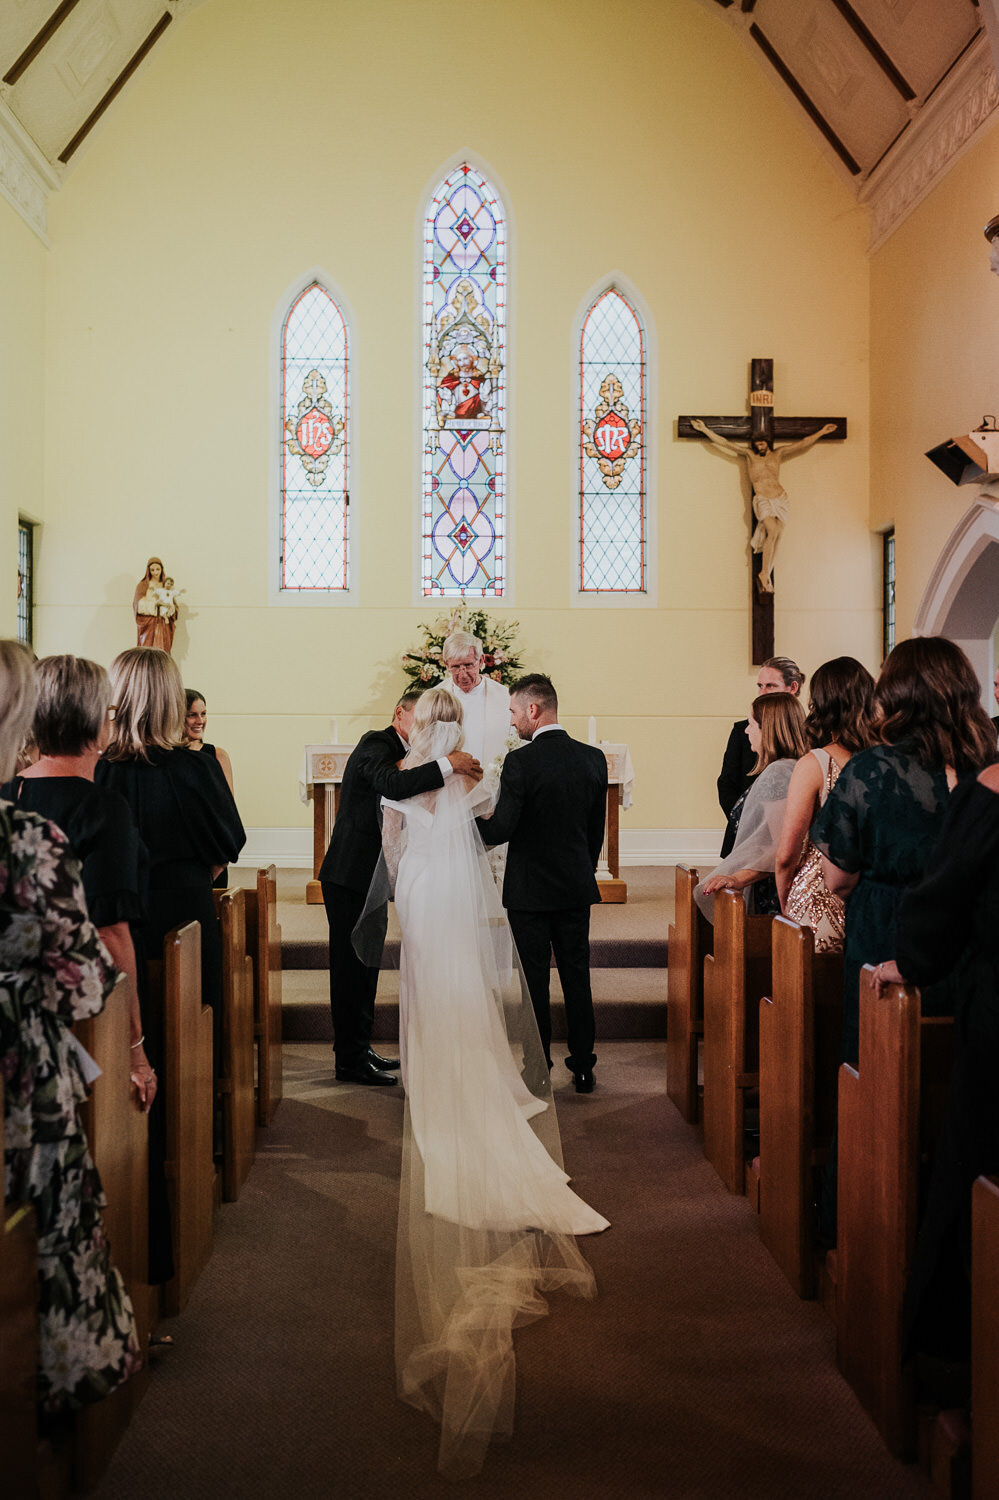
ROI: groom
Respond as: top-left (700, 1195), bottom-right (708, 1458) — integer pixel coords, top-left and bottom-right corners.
top-left (478, 673), bottom-right (607, 1092)
top-left (320, 689), bottom-right (482, 1085)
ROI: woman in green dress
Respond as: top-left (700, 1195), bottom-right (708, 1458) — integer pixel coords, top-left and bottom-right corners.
top-left (811, 636), bottom-right (996, 1069)
top-left (0, 640), bottom-right (140, 1414)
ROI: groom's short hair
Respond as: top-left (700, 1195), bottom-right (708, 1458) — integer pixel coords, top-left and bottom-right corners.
top-left (511, 673), bottom-right (557, 715)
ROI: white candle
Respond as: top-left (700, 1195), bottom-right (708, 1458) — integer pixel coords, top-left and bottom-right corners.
top-left (588, 716), bottom-right (597, 745)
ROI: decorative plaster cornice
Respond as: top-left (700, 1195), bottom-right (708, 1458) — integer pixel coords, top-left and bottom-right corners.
top-left (861, 33), bottom-right (999, 254)
top-left (0, 101), bottom-right (59, 246)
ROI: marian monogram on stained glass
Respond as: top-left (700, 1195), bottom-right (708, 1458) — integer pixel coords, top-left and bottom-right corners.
top-left (579, 288), bottom-right (646, 593)
top-left (422, 165), bottom-right (506, 597)
top-left (280, 282), bottom-right (350, 591)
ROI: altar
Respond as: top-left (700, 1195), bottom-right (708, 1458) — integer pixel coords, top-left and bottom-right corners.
top-left (299, 741), bottom-right (635, 904)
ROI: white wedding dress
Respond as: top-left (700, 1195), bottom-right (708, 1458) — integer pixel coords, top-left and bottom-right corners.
top-left (358, 721), bottom-right (608, 1478)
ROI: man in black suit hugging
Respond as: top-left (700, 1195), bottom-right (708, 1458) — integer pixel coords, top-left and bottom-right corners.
top-left (320, 689), bottom-right (482, 1085)
top-left (478, 674), bottom-right (607, 1094)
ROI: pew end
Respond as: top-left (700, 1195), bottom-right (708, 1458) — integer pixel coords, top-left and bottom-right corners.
top-left (702, 890), bottom-right (771, 1194)
top-left (72, 977), bottom-right (151, 1489)
top-left (666, 865), bottom-right (709, 1124)
top-left (244, 865), bottom-right (283, 1126)
top-left (836, 967), bottom-right (954, 1459)
top-left (973, 1175), bottom-right (999, 1499)
top-left (758, 918), bottom-right (843, 1299)
top-left (157, 922), bottom-right (214, 1317)
top-left (215, 888), bottom-right (256, 1202)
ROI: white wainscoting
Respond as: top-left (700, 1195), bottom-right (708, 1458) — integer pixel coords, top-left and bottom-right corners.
top-left (235, 827), bottom-right (724, 871)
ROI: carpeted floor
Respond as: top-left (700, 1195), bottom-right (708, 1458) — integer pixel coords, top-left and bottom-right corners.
top-left (92, 1043), bottom-right (933, 1500)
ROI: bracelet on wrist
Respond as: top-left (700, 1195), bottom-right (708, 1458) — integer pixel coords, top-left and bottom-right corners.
top-left (130, 1033), bottom-right (145, 1049)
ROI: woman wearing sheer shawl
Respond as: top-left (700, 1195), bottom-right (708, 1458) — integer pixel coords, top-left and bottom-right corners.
top-left (695, 692), bottom-right (808, 922)
top-left (354, 686), bottom-right (608, 1479)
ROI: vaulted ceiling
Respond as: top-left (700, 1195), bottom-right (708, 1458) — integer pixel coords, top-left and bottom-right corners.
top-left (0, 0), bottom-right (995, 250)
top-left (702, 0), bottom-right (983, 180)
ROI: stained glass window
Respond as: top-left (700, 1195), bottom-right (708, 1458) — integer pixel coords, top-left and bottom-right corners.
top-left (422, 165), bottom-right (506, 598)
top-left (579, 287), bottom-right (646, 593)
top-left (17, 520), bottom-right (33, 646)
top-left (280, 282), bottom-right (350, 591)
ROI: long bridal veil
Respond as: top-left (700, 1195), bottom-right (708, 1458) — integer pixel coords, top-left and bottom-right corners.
top-left (357, 719), bottom-right (608, 1479)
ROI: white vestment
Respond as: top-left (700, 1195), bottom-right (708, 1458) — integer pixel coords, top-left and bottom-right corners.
top-left (441, 674), bottom-right (510, 766)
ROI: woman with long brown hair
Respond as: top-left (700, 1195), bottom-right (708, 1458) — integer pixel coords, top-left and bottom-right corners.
top-left (696, 691), bottom-right (808, 920)
top-left (775, 656), bottom-right (878, 952)
top-left (812, 635), bottom-right (996, 1069)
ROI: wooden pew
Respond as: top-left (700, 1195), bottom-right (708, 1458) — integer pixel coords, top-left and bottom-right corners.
top-left (758, 919), bottom-right (843, 1298)
top-left (836, 967), bottom-right (953, 1458)
top-left (244, 865), bottom-right (283, 1126)
top-left (702, 891), bottom-right (773, 1194)
top-left (216, 887), bottom-right (256, 1202)
top-left (153, 922), bottom-right (214, 1317)
top-left (973, 1176), bottom-right (999, 1500)
top-left (0, 1076), bottom-right (39, 1500)
top-left (72, 978), bottom-right (150, 1489)
top-left (666, 865), bottom-right (708, 1123)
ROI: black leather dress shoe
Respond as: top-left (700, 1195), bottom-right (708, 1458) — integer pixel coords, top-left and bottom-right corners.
top-left (573, 1070), bottom-right (596, 1094)
top-left (334, 1060), bottom-right (398, 1086)
top-left (368, 1047), bottom-right (400, 1070)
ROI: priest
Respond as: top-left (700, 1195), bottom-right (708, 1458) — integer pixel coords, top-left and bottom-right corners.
top-left (440, 630), bottom-right (511, 766)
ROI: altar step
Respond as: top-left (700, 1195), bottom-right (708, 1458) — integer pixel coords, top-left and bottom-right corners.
top-left (280, 932), bottom-right (668, 973)
top-left (281, 967), bottom-right (668, 1044)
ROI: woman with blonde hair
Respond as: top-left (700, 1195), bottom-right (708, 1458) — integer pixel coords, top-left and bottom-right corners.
top-left (95, 648), bottom-right (244, 1096)
top-left (356, 683), bottom-right (607, 1479)
top-left (696, 691), bottom-right (808, 920)
top-left (0, 639), bottom-right (140, 1413)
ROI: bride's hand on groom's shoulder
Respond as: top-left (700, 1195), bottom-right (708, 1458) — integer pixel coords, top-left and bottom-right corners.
top-left (448, 751), bottom-right (483, 783)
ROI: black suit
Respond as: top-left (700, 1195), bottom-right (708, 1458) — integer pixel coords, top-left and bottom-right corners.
top-left (319, 727), bottom-right (444, 1067)
top-left (717, 719), bottom-right (756, 858)
top-left (478, 728), bottom-right (607, 1074)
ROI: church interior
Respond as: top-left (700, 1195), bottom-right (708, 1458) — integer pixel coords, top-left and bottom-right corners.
top-left (4, 0), bottom-right (999, 1494)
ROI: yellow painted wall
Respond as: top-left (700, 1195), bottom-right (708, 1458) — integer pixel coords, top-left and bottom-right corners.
top-left (0, 196), bottom-right (46, 634)
top-left (871, 118), bottom-right (999, 636)
top-left (36, 0), bottom-right (874, 834)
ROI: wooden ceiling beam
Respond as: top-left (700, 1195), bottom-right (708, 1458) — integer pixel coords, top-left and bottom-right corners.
top-left (831, 0), bottom-right (917, 101)
top-left (3, 0), bottom-right (83, 87)
top-left (750, 23), bottom-right (862, 176)
top-left (58, 11), bottom-right (173, 165)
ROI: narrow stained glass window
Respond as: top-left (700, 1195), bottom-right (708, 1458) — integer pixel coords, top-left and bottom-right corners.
top-left (17, 520), bottom-right (33, 646)
top-left (579, 287), bottom-right (646, 592)
top-left (422, 164), bottom-right (506, 598)
top-left (280, 283), bottom-right (350, 591)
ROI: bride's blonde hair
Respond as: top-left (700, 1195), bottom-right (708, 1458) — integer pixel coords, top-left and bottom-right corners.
top-left (408, 686), bottom-right (464, 761)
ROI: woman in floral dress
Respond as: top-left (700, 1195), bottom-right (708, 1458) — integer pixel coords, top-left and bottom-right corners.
top-left (0, 640), bottom-right (140, 1413)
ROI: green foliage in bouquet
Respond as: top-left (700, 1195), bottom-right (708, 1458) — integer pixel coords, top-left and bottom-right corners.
top-left (401, 605), bottom-right (525, 689)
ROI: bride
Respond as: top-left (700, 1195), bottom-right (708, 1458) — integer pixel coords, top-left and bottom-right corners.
top-left (356, 686), bottom-right (609, 1478)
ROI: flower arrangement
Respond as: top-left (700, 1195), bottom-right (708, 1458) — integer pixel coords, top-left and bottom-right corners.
top-left (401, 605), bottom-right (524, 689)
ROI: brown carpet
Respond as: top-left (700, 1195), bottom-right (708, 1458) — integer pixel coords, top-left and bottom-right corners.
top-left (91, 1043), bottom-right (932, 1500)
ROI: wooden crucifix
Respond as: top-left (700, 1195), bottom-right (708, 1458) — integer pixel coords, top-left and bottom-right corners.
top-left (678, 359), bottom-right (846, 663)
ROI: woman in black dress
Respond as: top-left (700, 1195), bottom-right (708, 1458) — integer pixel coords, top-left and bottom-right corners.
top-left (876, 763), bottom-right (999, 1368)
top-left (95, 650), bottom-right (245, 1095)
top-left (184, 688), bottom-right (234, 890)
top-left (1, 654), bottom-right (173, 1283)
top-left (811, 636), bottom-right (996, 1069)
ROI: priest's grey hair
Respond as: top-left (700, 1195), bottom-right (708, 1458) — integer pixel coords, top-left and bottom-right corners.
top-left (442, 630), bottom-right (483, 664)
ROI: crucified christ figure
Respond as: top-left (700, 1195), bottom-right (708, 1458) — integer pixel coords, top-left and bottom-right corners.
top-left (690, 419), bottom-right (836, 592)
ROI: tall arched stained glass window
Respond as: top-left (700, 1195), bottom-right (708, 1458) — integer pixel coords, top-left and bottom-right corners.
top-left (422, 164), bottom-right (507, 598)
top-left (578, 287), bottom-right (646, 593)
top-left (280, 282), bottom-right (350, 591)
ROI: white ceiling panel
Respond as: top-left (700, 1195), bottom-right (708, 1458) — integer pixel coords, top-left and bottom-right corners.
top-left (848, 0), bottom-right (980, 102)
